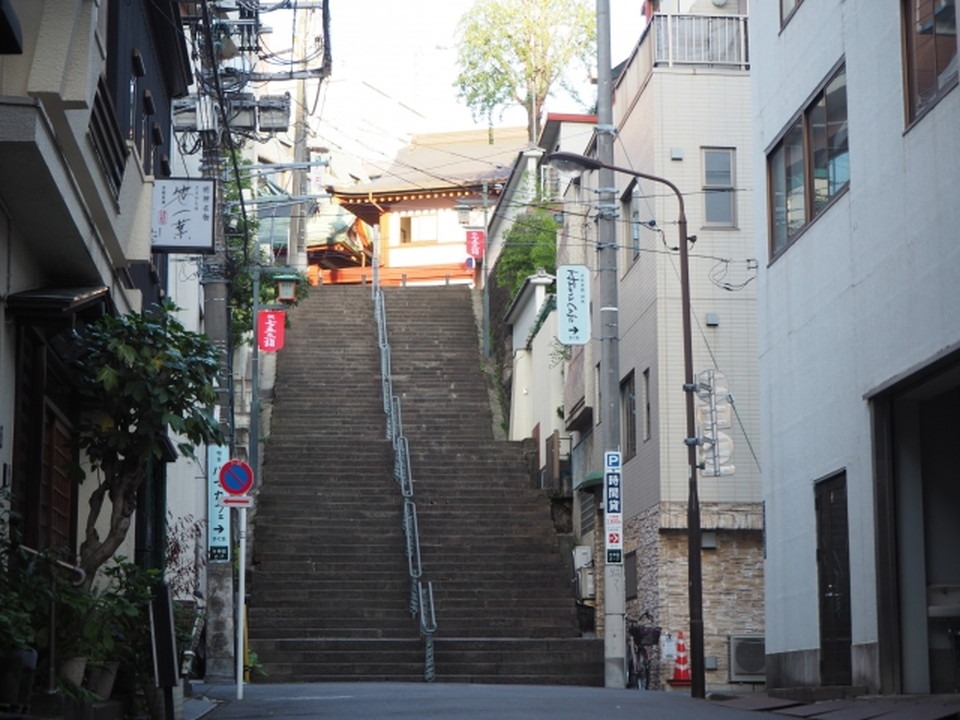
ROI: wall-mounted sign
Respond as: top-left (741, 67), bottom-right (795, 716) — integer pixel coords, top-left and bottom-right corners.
top-left (604, 451), bottom-right (623, 564)
top-left (207, 444), bottom-right (231, 562)
top-left (151, 178), bottom-right (216, 253)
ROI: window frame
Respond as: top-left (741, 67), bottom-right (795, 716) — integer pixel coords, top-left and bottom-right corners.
top-left (620, 181), bottom-right (642, 267)
top-left (767, 61), bottom-right (849, 260)
top-left (902, 0), bottom-right (958, 124)
top-left (702, 147), bottom-right (737, 228)
top-left (781, 0), bottom-right (803, 27)
top-left (620, 371), bottom-right (637, 461)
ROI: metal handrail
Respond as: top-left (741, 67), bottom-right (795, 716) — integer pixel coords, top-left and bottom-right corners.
top-left (419, 581), bottom-right (437, 682)
top-left (373, 287), bottom-right (438, 682)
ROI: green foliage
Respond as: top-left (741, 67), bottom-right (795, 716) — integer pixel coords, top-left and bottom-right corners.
top-left (455, 0), bottom-right (596, 139)
top-left (68, 302), bottom-right (224, 581)
top-left (0, 504), bottom-right (50, 651)
top-left (221, 154), bottom-right (309, 346)
top-left (70, 301), bottom-right (223, 470)
top-left (494, 207), bottom-right (558, 297)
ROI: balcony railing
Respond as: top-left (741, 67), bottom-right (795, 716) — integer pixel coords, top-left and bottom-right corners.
top-left (653, 13), bottom-right (749, 70)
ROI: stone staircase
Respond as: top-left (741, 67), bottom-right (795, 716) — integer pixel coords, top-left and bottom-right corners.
top-left (247, 284), bottom-right (602, 685)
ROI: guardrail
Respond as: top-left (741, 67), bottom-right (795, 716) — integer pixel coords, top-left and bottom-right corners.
top-left (374, 287), bottom-right (437, 682)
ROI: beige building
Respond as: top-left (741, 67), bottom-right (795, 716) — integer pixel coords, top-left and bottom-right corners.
top-left (552, 0), bottom-right (764, 691)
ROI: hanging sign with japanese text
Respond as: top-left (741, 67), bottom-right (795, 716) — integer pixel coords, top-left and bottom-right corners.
top-left (151, 178), bottom-right (216, 253)
top-left (557, 265), bottom-right (590, 345)
top-left (257, 310), bottom-right (286, 352)
top-left (465, 229), bottom-right (486, 259)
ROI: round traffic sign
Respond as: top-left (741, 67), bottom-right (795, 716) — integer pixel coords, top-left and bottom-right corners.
top-left (219, 459), bottom-right (255, 496)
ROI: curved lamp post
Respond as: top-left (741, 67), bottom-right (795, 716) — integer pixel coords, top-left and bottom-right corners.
top-left (546, 150), bottom-right (704, 699)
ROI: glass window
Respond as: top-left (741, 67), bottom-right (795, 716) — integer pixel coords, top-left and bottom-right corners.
top-left (621, 372), bottom-right (637, 461)
top-left (642, 368), bottom-right (651, 442)
top-left (810, 68), bottom-right (849, 213)
top-left (703, 148), bottom-right (736, 226)
top-left (621, 184), bottom-right (642, 265)
top-left (770, 119), bottom-right (805, 255)
top-left (768, 65), bottom-right (847, 258)
top-left (903, 0), bottom-right (958, 121)
top-left (781, 0), bottom-right (803, 24)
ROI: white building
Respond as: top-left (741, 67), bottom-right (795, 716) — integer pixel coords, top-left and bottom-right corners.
top-left (751, 0), bottom-right (959, 694)
top-left (551, 0), bottom-right (763, 690)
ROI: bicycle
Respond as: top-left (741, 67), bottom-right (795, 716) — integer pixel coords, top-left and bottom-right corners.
top-left (626, 611), bottom-right (661, 689)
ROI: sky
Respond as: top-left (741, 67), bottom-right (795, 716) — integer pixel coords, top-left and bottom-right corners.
top-left (262, 1), bottom-right (649, 165)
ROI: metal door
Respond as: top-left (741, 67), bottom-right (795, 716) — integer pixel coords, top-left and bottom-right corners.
top-left (816, 472), bottom-right (852, 685)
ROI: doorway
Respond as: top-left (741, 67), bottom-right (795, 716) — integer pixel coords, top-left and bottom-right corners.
top-left (816, 472), bottom-right (852, 686)
top-left (875, 357), bottom-right (960, 694)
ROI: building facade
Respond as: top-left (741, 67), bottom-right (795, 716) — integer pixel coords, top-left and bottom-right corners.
top-left (752, 0), bottom-right (959, 694)
top-left (0, 1), bottom-right (193, 567)
top-left (551, 0), bottom-right (764, 691)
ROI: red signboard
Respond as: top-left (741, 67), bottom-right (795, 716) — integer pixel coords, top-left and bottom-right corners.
top-left (465, 229), bottom-right (485, 259)
top-left (257, 310), bottom-right (285, 352)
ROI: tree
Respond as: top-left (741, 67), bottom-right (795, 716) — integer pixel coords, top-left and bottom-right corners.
top-left (455, 0), bottom-right (596, 142)
top-left (68, 302), bottom-right (224, 586)
top-left (495, 206), bottom-right (558, 297)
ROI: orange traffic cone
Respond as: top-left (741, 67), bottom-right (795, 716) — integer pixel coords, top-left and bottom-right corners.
top-left (670, 630), bottom-right (692, 685)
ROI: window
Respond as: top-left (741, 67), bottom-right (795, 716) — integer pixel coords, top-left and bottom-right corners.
top-left (703, 148), bottom-right (736, 227)
top-left (594, 363), bottom-right (602, 426)
top-left (621, 183), bottom-right (642, 265)
top-left (903, 0), bottom-right (958, 122)
top-left (781, 0), bottom-right (803, 24)
top-left (621, 372), bottom-right (637, 460)
top-left (642, 368), bottom-right (651, 442)
top-left (768, 64), bottom-right (849, 257)
top-left (399, 212), bottom-right (439, 244)
top-left (625, 550), bottom-right (638, 600)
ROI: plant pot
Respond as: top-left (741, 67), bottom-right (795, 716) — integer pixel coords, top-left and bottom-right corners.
top-left (84, 660), bottom-right (119, 701)
top-left (59, 656), bottom-right (88, 688)
top-left (0, 648), bottom-right (37, 711)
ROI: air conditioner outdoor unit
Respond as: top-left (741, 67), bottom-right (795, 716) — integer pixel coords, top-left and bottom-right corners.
top-left (576, 566), bottom-right (596, 600)
top-left (729, 635), bottom-right (765, 682)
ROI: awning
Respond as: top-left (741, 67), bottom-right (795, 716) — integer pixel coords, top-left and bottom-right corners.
top-left (574, 469), bottom-right (604, 492)
top-left (5, 286), bottom-right (110, 326)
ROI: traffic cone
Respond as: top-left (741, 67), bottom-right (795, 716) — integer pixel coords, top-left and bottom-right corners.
top-left (671, 630), bottom-right (691, 685)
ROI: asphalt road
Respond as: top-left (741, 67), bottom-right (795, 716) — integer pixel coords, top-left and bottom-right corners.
top-left (187, 682), bottom-right (768, 720)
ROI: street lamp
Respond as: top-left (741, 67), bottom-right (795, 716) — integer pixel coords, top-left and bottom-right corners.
top-left (546, 150), bottom-right (705, 699)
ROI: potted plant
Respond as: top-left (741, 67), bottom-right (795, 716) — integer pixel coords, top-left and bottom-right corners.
top-left (0, 507), bottom-right (43, 713)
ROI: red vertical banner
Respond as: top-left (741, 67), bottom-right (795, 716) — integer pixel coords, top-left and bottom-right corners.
top-left (257, 310), bottom-right (285, 352)
top-left (465, 229), bottom-right (485, 259)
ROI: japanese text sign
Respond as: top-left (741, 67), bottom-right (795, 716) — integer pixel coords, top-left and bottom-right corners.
top-left (557, 265), bottom-right (590, 345)
top-left (257, 310), bottom-right (286, 352)
top-left (465, 229), bottom-right (486, 259)
top-left (151, 178), bottom-right (216, 253)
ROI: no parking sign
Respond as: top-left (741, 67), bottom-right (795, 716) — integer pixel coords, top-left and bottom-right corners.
top-left (219, 459), bottom-right (255, 496)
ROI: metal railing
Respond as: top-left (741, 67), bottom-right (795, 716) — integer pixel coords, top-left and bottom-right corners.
top-left (653, 13), bottom-right (749, 69)
top-left (374, 287), bottom-right (437, 682)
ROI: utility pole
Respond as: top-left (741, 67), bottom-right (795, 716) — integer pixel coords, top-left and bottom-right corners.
top-left (196, 3), bottom-right (235, 683)
top-left (288, 5), bottom-right (310, 270)
top-left (595, 0), bottom-right (625, 690)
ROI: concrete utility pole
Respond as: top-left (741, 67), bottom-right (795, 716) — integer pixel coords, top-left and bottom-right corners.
top-left (197, 3), bottom-right (235, 682)
top-left (595, 0), bottom-right (626, 690)
top-left (287, 5), bottom-right (310, 270)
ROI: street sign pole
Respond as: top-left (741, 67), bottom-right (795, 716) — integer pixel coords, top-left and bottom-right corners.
top-left (218, 459), bottom-right (255, 699)
top-left (237, 505), bottom-right (247, 700)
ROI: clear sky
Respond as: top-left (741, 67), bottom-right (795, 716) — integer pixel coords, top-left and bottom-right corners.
top-left (271, 1), bottom-right (649, 163)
